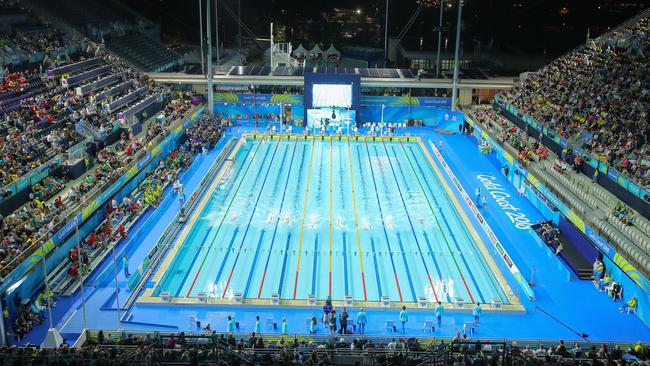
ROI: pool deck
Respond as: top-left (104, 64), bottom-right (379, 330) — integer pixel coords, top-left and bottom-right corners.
top-left (18, 126), bottom-right (650, 346)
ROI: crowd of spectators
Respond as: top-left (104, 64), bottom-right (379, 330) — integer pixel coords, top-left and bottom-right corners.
top-left (498, 16), bottom-right (649, 188)
top-left (0, 332), bottom-right (647, 366)
top-left (185, 114), bottom-right (228, 155)
top-left (65, 146), bottom-right (193, 281)
top-left (470, 105), bottom-right (549, 163)
top-left (0, 87), bottom-right (195, 277)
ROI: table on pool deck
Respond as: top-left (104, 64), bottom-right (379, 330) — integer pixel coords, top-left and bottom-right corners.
top-left (139, 135), bottom-right (522, 312)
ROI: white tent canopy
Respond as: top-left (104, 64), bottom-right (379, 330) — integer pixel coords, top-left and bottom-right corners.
top-left (324, 44), bottom-right (340, 57)
top-left (308, 44), bottom-right (324, 55)
top-left (292, 44), bottom-right (307, 58)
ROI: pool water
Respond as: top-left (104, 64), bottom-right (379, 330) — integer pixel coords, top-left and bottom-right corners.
top-left (153, 136), bottom-right (509, 305)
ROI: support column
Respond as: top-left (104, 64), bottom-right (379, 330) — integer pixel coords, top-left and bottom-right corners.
top-left (206, 0), bottom-right (214, 116)
top-left (450, 0), bottom-right (462, 112)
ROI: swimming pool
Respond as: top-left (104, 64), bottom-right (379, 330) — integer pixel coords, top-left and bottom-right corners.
top-left (149, 135), bottom-right (511, 306)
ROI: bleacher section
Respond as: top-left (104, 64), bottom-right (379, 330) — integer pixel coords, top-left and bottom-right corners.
top-left (106, 32), bottom-right (181, 72)
top-left (472, 10), bottom-right (650, 277)
top-left (33, 0), bottom-right (181, 72)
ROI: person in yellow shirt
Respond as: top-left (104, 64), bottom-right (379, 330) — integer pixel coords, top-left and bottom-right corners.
top-left (619, 296), bottom-right (637, 313)
top-left (633, 341), bottom-right (646, 355)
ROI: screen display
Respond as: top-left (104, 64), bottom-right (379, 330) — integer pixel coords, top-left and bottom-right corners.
top-left (312, 84), bottom-right (352, 108)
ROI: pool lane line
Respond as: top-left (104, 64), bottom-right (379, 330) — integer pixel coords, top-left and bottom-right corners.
top-left (310, 236), bottom-right (319, 296)
top-left (276, 234), bottom-right (293, 296)
top-left (242, 144), bottom-right (290, 297)
top-left (190, 138), bottom-right (274, 297)
top-left (329, 138), bottom-right (333, 298)
top-left (380, 140), bottom-right (439, 303)
top-left (422, 231), bottom-right (451, 302)
top-left (342, 232), bottom-right (349, 296)
top-left (346, 139), bottom-right (368, 301)
top-left (369, 238), bottom-right (383, 298)
top-left (184, 137), bottom-right (266, 297)
top-left (255, 138), bottom-right (299, 299)
top-left (241, 141), bottom-right (291, 298)
top-left (401, 141), bottom-right (478, 304)
top-left (207, 140), bottom-right (275, 294)
top-left (173, 227), bottom-right (212, 297)
top-left (156, 140), bottom-right (248, 296)
top-left (221, 138), bottom-right (282, 297)
top-left (363, 139), bottom-right (405, 302)
top-left (292, 138), bottom-right (316, 299)
top-left (408, 142), bottom-right (486, 303)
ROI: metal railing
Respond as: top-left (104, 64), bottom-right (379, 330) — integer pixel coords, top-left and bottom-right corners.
top-left (0, 104), bottom-right (200, 280)
top-left (0, 154), bottom-right (64, 202)
top-left (122, 136), bottom-right (237, 309)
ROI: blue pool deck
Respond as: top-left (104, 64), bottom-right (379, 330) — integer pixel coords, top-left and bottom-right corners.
top-left (19, 126), bottom-right (650, 346)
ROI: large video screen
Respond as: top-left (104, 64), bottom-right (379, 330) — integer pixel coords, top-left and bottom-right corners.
top-left (312, 84), bottom-right (352, 108)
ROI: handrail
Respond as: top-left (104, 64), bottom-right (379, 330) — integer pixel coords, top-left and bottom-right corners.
top-left (0, 104), bottom-right (201, 280)
top-left (83, 330), bottom-right (640, 351)
top-left (0, 153), bottom-right (64, 201)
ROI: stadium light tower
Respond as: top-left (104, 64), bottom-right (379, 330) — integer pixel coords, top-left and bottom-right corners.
top-left (199, 0), bottom-right (205, 75)
top-left (435, 0), bottom-right (444, 78)
top-left (384, 0), bottom-right (389, 67)
top-left (450, 0), bottom-right (462, 111)
top-left (206, 0), bottom-right (214, 116)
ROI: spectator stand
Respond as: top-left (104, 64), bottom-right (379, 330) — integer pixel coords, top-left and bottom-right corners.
top-left (0, 104), bottom-right (203, 311)
top-left (494, 98), bottom-right (650, 219)
top-left (0, 153), bottom-right (65, 216)
top-left (464, 108), bottom-right (650, 328)
top-left (46, 148), bottom-right (192, 298)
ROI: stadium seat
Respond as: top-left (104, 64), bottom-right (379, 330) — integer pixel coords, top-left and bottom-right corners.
top-left (266, 317), bottom-right (276, 332)
top-left (385, 320), bottom-right (395, 333)
top-left (423, 318), bottom-right (434, 333)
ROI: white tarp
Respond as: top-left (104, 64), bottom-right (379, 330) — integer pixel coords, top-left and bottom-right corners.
top-left (292, 43), bottom-right (307, 58)
top-left (324, 44), bottom-right (340, 57)
top-left (308, 44), bottom-right (324, 55)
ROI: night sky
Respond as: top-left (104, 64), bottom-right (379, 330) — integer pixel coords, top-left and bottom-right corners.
top-left (126, 0), bottom-right (650, 56)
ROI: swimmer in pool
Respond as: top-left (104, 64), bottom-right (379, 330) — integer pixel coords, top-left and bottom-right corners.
top-left (283, 213), bottom-right (291, 225)
top-left (308, 214), bottom-right (318, 229)
top-left (336, 216), bottom-right (344, 230)
top-left (385, 215), bottom-right (394, 230)
top-left (418, 217), bottom-right (425, 224)
top-left (266, 212), bottom-right (275, 225)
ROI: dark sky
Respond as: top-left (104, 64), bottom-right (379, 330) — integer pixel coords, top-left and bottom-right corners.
top-left (126, 0), bottom-right (649, 56)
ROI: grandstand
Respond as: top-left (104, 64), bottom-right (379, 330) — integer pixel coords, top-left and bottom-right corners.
top-left (0, 1), bottom-right (648, 365)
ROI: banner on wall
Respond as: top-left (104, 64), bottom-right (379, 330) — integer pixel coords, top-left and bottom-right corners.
top-left (359, 95), bottom-right (451, 107)
top-left (214, 92), bottom-right (452, 108)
